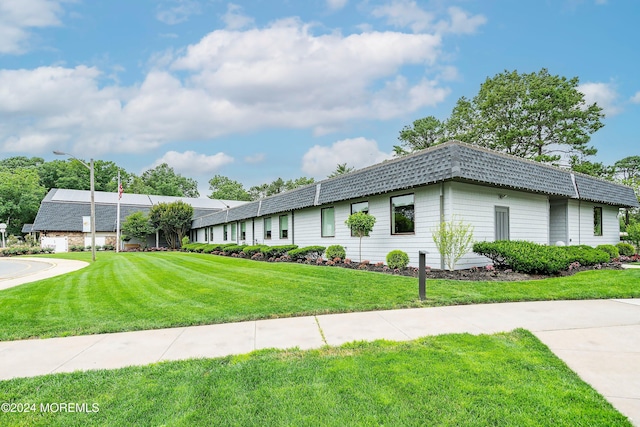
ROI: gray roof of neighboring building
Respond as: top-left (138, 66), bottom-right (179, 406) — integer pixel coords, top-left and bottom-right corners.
top-left (191, 141), bottom-right (639, 228)
top-left (32, 189), bottom-right (242, 232)
top-left (21, 224), bottom-right (34, 233)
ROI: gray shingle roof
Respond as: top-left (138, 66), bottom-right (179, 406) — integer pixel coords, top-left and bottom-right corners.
top-left (33, 189), bottom-right (229, 232)
top-left (192, 141), bottom-right (638, 228)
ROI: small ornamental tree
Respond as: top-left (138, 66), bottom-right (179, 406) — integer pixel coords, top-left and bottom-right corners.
top-left (121, 212), bottom-right (155, 249)
top-left (149, 201), bottom-right (194, 249)
top-left (432, 217), bottom-right (474, 271)
top-left (345, 212), bottom-right (376, 262)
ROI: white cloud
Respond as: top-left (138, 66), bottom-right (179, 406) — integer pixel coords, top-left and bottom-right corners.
top-left (327, 0), bottom-right (348, 11)
top-left (371, 1), bottom-right (486, 35)
top-left (221, 3), bottom-right (254, 30)
top-left (151, 151), bottom-right (234, 175)
top-left (0, 0), bottom-right (66, 54)
top-left (438, 7), bottom-right (487, 35)
top-left (372, 0), bottom-right (435, 33)
top-left (245, 153), bottom-right (266, 164)
top-left (631, 91), bottom-right (640, 104)
top-left (156, 0), bottom-right (202, 25)
top-left (578, 82), bottom-right (622, 116)
top-left (301, 137), bottom-right (393, 178)
top-left (0, 18), bottom-right (452, 157)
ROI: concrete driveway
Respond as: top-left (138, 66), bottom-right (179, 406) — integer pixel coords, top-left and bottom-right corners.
top-left (0, 257), bottom-right (88, 290)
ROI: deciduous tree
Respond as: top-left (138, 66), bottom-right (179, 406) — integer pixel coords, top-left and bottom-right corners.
top-left (149, 201), bottom-right (194, 249)
top-left (208, 175), bottom-right (251, 201)
top-left (0, 168), bottom-right (46, 235)
top-left (136, 163), bottom-right (199, 198)
top-left (121, 212), bottom-right (155, 248)
top-left (395, 116), bottom-right (445, 156)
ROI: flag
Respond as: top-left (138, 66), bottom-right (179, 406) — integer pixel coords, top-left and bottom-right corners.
top-left (118, 182), bottom-right (123, 199)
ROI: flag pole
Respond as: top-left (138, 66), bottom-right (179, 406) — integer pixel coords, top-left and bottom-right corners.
top-left (116, 171), bottom-right (122, 253)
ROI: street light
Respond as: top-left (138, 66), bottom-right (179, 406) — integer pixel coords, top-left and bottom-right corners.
top-left (53, 151), bottom-right (96, 262)
top-left (0, 223), bottom-right (6, 248)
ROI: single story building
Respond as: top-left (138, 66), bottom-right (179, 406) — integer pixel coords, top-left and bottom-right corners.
top-left (190, 141), bottom-right (639, 269)
top-left (32, 188), bottom-right (245, 252)
top-left (29, 142), bottom-right (638, 268)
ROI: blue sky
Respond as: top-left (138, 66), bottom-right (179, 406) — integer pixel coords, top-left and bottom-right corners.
top-left (1, 0), bottom-right (639, 197)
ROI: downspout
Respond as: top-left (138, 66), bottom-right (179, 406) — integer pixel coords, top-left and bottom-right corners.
top-left (440, 182), bottom-right (445, 270)
top-left (570, 173), bottom-right (581, 245)
top-left (291, 211), bottom-right (295, 245)
top-left (252, 218), bottom-right (255, 245)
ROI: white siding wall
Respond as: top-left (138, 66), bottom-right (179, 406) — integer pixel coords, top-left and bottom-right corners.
top-left (448, 182), bottom-right (550, 269)
top-left (292, 187), bottom-right (441, 267)
top-left (567, 201), bottom-right (620, 246)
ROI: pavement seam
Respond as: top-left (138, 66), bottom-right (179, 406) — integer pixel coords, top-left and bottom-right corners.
top-left (376, 313), bottom-right (412, 340)
top-left (50, 335), bottom-right (109, 375)
top-left (157, 328), bottom-right (188, 362)
top-left (314, 316), bottom-right (328, 346)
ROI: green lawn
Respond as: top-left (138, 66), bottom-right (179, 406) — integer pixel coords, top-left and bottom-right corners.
top-left (0, 330), bottom-right (630, 427)
top-left (0, 251), bottom-right (638, 341)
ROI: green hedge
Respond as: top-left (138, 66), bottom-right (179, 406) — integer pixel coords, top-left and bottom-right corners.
top-left (242, 245), bottom-right (268, 256)
top-left (473, 241), bottom-right (610, 274)
top-left (616, 242), bottom-right (636, 256)
top-left (222, 245), bottom-right (246, 255)
top-left (595, 244), bottom-right (619, 260)
top-left (261, 245), bottom-right (298, 258)
top-left (288, 246), bottom-right (325, 261)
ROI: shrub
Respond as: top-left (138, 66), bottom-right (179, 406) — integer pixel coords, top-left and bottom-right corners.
top-left (243, 245), bottom-right (268, 256)
top-left (560, 246), bottom-right (610, 266)
top-left (261, 245), bottom-right (298, 258)
top-left (103, 244), bottom-right (115, 251)
top-left (223, 245), bottom-right (246, 255)
top-left (473, 241), bottom-right (610, 274)
top-left (595, 244), bottom-right (619, 259)
top-left (288, 246), bottom-right (325, 261)
top-left (181, 236), bottom-right (190, 247)
top-left (201, 245), bottom-right (217, 254)
top-left (325, 245), bottom-right (346, 260)
top-left (386, 250), bottom-right (409, 269)
top-left (432, 217), bottom-right (474, 271)
top-left (616, 242), bottom-right (636, 256)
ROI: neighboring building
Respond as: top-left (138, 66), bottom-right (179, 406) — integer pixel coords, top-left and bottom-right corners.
top-left (190, 141), bottom-right (639, 269)
top-left (32, 189), bottom-right (246, 252)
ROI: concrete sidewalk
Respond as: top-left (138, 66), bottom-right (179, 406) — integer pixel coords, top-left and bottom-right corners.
top-left (0, 299), bottom-right (638, 424)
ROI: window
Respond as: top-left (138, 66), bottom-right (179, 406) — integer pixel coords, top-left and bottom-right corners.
top-left (279, 215), bottom-right (289, 239)
top-left (495, 206), bottom-right (510, 241)
top-left (241, 222), bottom-right (246, 240)
top-left (321, 207), bottom-right (335, 237)
top-left (594, 207), bottom-right (603, 236)
top-left (231, 223), bottom-right (237, 241)
top-left (264, 217), bottom-right (272, 240)
top-left (223, 225), bottom-right (228, 241)
top-left (350, 201), bottom-right (369, 236)
top-left (209, 227), bottom-right (214, 242)
top-left (391, 194), bottom-right (415, 234)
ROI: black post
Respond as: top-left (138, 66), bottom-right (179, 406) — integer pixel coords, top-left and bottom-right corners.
top-left (419, 251), bottom-right (427, 301)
